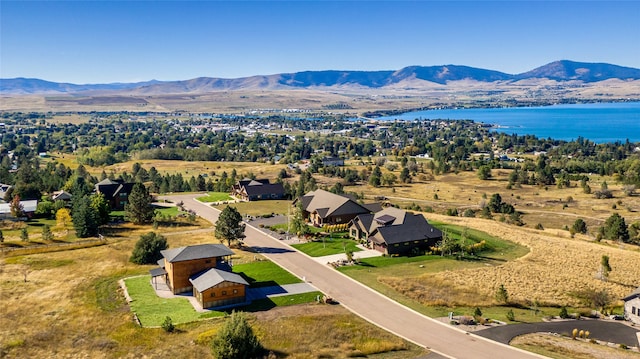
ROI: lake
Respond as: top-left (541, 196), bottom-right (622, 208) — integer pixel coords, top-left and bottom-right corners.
top-left (374, 102), bottom-right (640, 143)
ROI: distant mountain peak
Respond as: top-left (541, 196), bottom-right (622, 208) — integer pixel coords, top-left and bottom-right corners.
top-left (2, 60), bottom-right (639, 95)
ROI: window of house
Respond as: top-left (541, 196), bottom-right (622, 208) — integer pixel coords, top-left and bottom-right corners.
top-left (233, 289), bottom-right (238, 294)
top-left (210, 293), bottom-right (215, 297)
top-left (394, 244), bottom-right (399, 247)
top-left (205, 259), bottom-right (211, 264)
top-left (634, 306), bottom-right (637, 315)
top-left (222, 291), bottom-right (227, 296)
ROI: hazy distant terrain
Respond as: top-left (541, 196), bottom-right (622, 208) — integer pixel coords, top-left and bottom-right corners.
top-left (2, 60), bottom-right (640, 113)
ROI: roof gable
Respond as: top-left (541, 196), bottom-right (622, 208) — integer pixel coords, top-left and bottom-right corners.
top-left (302, 189), bottom-right (370, 218)
top-left (623, 287), bottom-right (640, 301)
top-left (189, 268), bottom-right (249, 292)
top-left (161, 244), bottom-right (234, 263)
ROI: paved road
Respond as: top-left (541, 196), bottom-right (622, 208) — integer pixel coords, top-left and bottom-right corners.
top-left (162, 194), bottom-right (545, 359)
top-left (476, 320), bottom-right (640, 347)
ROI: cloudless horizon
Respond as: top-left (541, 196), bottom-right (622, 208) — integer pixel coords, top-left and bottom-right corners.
top-left (1, 1), bottom-right (639, 84)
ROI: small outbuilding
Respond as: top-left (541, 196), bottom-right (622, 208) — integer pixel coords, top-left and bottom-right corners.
top-left (190, 268), bottom-right (249, 309)
top-left (623, 287), bottom-right (640, 324)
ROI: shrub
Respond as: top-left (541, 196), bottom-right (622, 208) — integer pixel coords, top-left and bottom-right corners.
top-left (506, 309), bottom-right (515, 321)
top-left (473, 307), bottom-right (483, 319)
top-left (211, 311), bottom-right (263, 359)
top-left (162, 316), bottom-right (175, 333)
top-left (559, 306), bottom-right (569, 319)
top-left (130, 232), bottom-right (168, 264)
top-left (535, 223), bottom-right (544, 230)
top-left (495, 284), bottom-right (509, 304)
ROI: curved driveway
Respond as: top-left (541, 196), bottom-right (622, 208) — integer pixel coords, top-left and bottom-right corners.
top-left (163, 194), bottom-right (545, 359)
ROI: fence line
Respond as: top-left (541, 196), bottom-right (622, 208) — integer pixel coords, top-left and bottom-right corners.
top-left (0, 238), bottom-right (106, 256)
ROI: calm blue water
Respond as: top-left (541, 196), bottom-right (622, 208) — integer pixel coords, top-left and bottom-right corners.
top-left (375, 102), bottom-right (640, 143)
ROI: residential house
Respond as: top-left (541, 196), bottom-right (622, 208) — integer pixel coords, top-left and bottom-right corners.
top-left (150, 243), bottom-right (248, 309)
top-left (623, 287), bottom-right (640, 324)
top-left (189, 268), bottom-right (249, 309)
top-left (0, 199), bottom-right (38, 219)
top-left (232, 178), bottom-right (285, 201)
top-left (349, 207), bottom-right (442, 256)
top-left (0, 183), bottom-right (12, 202)
top-left (52, 190), bottom-right (72, 202)
top-left (296, 189), bottom-right (381, 226)
top-left (322, 156), bottom-right (344, 167)
top-left (94, 178), bottom-right (135, 210)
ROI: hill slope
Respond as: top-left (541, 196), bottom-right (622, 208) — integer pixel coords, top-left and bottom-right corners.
top-left (2, 60), bottom-right (639, 95)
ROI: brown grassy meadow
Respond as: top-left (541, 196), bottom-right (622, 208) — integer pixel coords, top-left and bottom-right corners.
top-left (1, 216), bottom-right (424, 358)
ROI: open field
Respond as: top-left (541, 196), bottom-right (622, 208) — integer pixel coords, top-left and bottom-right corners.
top-left (364, 212), bottom-right (640, 308)
top-left (0, 223), bottom-right (425, 358)
top-left (510, 333), bottom-right (640, 359)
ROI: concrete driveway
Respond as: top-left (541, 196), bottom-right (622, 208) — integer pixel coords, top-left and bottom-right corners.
top-left (161, 194), bottom-right (545, 359)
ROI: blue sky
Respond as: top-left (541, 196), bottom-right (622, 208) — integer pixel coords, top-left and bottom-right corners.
top-left (1, 1), bottom-right (638, 84)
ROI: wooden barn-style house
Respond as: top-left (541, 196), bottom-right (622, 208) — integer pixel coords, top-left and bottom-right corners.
top-left (150, 243), bottom-right (249, 309)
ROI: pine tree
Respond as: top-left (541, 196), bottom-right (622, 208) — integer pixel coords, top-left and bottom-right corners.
top-left (42, 224), bottom-right (53, 241)
top-left (215, 206), bottom-right (245, 247)
top-left (289, 202), bottom-right (309, 237)
top-left (211, 311), bottom-right (263, 359)
top-left (72, 195), bottom-right (99, 238)
top-left (125, 183), bottom-right (155, 225)
top-left (603, 213), bottom-right (629, 242)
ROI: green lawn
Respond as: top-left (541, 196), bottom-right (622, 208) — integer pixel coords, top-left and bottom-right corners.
top-left (213, 200), bottom-right (291, 216)
top-left (233, 260), bottom-right (302, 287)
top-left (125, 261), bottom-right (315, 326)
top-left (292, 236), bottom-right (362, 257)
top-left (196, 192), bottom-right (233, 202)
top-left (242, 291), bottom-right (323, 312)
top-left (430, 221), bottom-right (529, 261)
top-left (124, 275), bottom-right (225, 327)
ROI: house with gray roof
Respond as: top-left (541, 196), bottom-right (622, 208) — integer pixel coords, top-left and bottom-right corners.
top-left (623, 287), bottom-right (640, 324)
top-left (149, 243), bottom-right (249, 309)
top-left (232, 178), bottom-right (285, 201)
top-left (153, 244), bottom-right (234, 294)
top-left (296, 189), bottom-right (378, 226)
top-left (349, 207), bottom-right (442, 256)
top-left (190, 268), bottom-right (249, 308)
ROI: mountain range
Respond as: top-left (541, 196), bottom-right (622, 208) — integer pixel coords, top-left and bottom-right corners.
top-left (2, 60), bottom-right (640, 95)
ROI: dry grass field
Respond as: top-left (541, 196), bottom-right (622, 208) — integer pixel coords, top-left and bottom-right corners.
top-left (0, 216), bottom-right (424, 358)
top-left (375, 212), bottom-right (640, 308)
